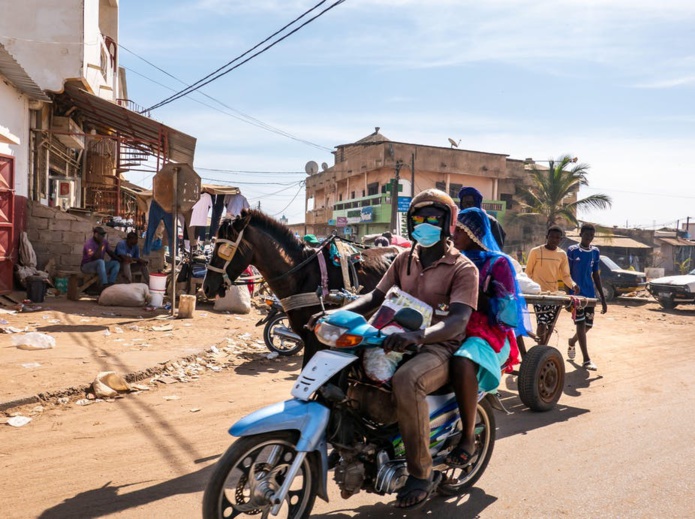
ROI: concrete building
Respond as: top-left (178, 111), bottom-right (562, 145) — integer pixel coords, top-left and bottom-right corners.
top-left (304, 128), bottom-right (549, 251)
top-left (0, 0), bottom-right (195, 290)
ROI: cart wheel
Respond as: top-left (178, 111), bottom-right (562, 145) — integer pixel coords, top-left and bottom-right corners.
top-left (518, 345), bottom-right (565, 412)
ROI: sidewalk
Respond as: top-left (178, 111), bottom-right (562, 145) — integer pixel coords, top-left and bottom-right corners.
top-left (0, 291), bottom-right (264, 410)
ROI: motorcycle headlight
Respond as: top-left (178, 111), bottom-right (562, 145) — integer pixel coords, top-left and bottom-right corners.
top-left (315, 321), bottom-right (348, 347)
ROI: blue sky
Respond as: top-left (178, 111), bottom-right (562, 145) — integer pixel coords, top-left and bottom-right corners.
top-left (119, 0), bottom-right (695, 229)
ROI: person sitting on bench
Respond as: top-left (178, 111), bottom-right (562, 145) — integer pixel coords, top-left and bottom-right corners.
top-left (81, 226), bottom-right (120, 289)
top-left (116, 232), bottom-right (150, 285)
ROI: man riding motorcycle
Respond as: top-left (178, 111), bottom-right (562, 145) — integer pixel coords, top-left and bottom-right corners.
top-left (309, 189), bottom-right (479, 509)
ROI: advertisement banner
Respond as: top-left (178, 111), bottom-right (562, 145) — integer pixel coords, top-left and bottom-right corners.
top-left (360, 206), bottom-right (373, 222)
top-left (336, 217), bottom-right (347, 228)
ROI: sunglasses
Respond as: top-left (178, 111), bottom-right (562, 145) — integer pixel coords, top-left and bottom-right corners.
top-left (410, 214), bottom-right (443, 225)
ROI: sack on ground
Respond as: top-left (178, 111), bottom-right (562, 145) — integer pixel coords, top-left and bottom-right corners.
top-left (214, 284), bottom-right (251, 314)
top-left (98, 283), bottom-right (152, 306)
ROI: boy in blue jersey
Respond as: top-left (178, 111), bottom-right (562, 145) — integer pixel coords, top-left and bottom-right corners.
top-left (567, 224), bottom-right (608, 370)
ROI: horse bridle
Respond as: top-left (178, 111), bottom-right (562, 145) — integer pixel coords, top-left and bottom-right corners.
top-left (206, 228), bottom-right (245, 288)
top-left (207, 227), bottom-right (337, 290)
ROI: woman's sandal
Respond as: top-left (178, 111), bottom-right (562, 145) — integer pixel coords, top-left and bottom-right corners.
top-left (445, 444), bottom-right (480, 469)
top-left (394, 471), bottom-right (442, 510)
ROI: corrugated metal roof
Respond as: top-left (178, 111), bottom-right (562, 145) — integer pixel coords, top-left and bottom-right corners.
top-left (565, 234), bottom-right (652, 249)
top-left (656, 237), bottom-right (695, 247)
top-left (61, 82), bottom-right (196, 164)
top-left (0, 43), bottom-right (50, 101)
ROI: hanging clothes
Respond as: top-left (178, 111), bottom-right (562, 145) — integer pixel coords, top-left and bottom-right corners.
top-left (144, 200), bottom-right (174, 255)
top-left (190, 192), bottom-right (212, 227)
top-left (225, 194), bottom-right (250, 218)
top-left (208, 194), bottom-right (227, 240)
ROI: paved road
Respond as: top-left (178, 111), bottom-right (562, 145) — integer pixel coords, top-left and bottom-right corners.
top-left (3, 301), bottom-right (694, 518)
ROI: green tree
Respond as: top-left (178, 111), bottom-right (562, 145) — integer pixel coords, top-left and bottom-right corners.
top-left (518, 155), bottom-right (612, 227)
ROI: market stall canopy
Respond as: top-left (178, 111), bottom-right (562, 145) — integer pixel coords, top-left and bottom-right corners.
top-left (60, 82), bottom-right (196, 164)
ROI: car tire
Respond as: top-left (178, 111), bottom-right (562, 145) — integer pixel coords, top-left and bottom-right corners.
top-left (602, 283), bottom-right (615, 301)
top-left (658, 297), bottom-right (677, 310)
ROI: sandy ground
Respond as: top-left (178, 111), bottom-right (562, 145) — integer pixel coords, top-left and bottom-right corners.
top-left (0, 292), bottom-right (266, 407)
top-left (2, 297), bottom-right (695, 518)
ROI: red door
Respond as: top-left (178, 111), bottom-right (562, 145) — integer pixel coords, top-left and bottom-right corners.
top-left (0, 154), bottom-right (15, 295)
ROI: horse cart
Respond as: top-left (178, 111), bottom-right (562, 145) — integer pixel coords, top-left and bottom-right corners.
top-left (513, 294), bottom-right (597, 412)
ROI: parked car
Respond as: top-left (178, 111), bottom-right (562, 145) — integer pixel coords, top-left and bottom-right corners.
top-left (598, 256), bottom-right (647, 301)
top-left (646, 268), bottom-right (695, 309)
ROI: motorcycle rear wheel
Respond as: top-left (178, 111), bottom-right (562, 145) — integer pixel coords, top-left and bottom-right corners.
top-left (437, 397), bottom-right (496, 495)
top-left (263, 313), bottom-right (304, 356)
top-left (202, 431), bottom-right (319, 519)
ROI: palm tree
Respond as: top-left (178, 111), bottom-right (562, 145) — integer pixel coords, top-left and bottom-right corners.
top-left (517, 155), bottom-right (612, 227)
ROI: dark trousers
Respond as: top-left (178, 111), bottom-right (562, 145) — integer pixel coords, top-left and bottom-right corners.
top-left (144, 200), bottom-right (174, 255)
top-left (208, 194), bottom-right (226, 240)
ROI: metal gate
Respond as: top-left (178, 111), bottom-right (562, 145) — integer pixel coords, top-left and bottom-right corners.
top-left (0, 154), bottom-right (15, 295)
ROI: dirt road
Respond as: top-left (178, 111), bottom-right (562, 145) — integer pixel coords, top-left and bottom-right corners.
top-left (3, 299), bottom-right (695, 518)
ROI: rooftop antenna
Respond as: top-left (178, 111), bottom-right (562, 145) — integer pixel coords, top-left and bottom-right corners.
top-left (304, 161), bottom-right (319, 175)
top-left (448, 138), bottom-right (461, 148)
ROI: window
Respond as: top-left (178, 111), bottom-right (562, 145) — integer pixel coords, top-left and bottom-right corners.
top-left (449, 183), bottom-right (462, 199)
top-left (435, 181), bottom-right (446, 192)
top-left (339, 193), bottom-right (343, 202)
top-left (500, 193), bottom-right (513, 210)
top-left (367, 182), bottom-right (379, 196)
top-left (362, 189), bottom-right (365, 197)
top-left (351, 191), bottom-right (355, 199)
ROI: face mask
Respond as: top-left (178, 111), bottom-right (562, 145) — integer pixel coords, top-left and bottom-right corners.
top-left (411, 223), bottom-right (442, 248)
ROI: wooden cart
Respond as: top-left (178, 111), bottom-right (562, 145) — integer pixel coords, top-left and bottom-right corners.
top-left (512, 294), bottom-right (597, 411)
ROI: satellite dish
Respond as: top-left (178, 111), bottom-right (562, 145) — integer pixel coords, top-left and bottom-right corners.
top-left (448, 138), bottom-right (460, 148)
top-left (305, 161), bottom-right (319, 175)
top-left (321, 162), bottom-right (329, 171)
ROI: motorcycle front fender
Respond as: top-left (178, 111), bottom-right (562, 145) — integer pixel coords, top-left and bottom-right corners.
top-left (230, 399), bottom-right (330, 502)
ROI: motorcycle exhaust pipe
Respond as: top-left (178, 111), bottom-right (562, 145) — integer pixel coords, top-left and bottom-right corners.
top-left (274, 327), bottom-right (302, 342)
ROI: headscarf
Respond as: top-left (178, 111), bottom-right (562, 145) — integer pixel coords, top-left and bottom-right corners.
top-left (457, 187), bottom-right (483, 209)
top-left (457, 208), bottom-right (529, 336)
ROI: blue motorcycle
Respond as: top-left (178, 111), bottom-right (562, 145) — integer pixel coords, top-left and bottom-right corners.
top-left (203, 308), bottom-right (498, 518)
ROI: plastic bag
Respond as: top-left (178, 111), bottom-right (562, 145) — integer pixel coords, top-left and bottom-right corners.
top-left (12, 332), bottom-right (56, 350)
top-left (362, 348), bottom-right (403, 384)
top-left (214, 285), bottom-right (251, 314)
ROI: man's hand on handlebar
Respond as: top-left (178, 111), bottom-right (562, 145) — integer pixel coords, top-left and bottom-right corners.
top-left (383, 330), bottom-right (422, 353)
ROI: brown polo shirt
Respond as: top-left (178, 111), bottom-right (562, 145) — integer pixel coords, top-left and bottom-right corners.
top-left (376, 242), bottom-right (479, 351)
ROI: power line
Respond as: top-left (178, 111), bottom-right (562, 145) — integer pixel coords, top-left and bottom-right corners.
top-left (200, 176), bottom-right (303, 186)
top-left (197, 167), bottom-right (305, 175)
top-left (272, 183), bottom-right (305, 216)
top-left (144, 0), bottom-right (345, 112)
top-left (124, 66), bottom-right (331, 151)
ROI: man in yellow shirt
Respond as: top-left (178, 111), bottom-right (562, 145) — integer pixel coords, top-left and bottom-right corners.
top-left (526, 226), bottom-right (578, 344)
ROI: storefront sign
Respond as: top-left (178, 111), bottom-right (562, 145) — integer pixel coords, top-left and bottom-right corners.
top-left (336, 217), bottom-right (347, 228)
top-left (397, 196), bottom-right (412, 212)
top-left (360, 206), bottom-right (373, 222)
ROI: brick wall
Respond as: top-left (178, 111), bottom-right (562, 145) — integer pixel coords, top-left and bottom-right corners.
top-left (26, 201), bottom-right (125, 271)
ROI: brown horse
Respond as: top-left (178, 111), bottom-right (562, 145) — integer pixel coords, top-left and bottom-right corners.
top-left (202, 210), bottom-right (399, 364)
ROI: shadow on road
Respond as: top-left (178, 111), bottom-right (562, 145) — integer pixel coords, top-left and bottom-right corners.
top-left (38, 465), bottom-right (214, 519)
top-left (311, 486), bottom-right (498, 518)
top-left (233, 355), bottom-right (302, 376)
top-left (564, 363), bottom-right (604, 397)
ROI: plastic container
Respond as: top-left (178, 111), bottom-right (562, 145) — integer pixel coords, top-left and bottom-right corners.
top-left (149, 273), bottom-right (167, 292)
top-left (26, 276), bottom-right (47, 303)
top-left (54, 276), bottom-right (68, 294)
top-left (150, 291), bottom-right (164, 308)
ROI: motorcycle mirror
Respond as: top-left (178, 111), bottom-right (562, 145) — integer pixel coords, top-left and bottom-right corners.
top-left (316, 286), bottom-right (326, 313)
top-left (393, 308), bottom-right (424, 331)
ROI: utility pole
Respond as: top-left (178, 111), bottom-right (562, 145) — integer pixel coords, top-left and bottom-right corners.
top-left (390, 160), bottom-right (403, 234)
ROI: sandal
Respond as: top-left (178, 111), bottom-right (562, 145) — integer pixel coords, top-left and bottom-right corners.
top-left (567, 340), bottom-right (576, 361)
top-left (395, 471), bottom-right (442, 510)
top-left (445, 444), bottom-right (480, 469)
top-left (582, 360), bottom-right (597, 371)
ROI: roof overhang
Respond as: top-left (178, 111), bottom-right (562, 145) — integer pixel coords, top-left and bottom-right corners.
top-left (565, 234), bottom-right (652, 249)
top-left (0, 43), bottom-right (51, 101)
top-left (0, 124), bottom-right (20, 145)
top-left (60, 82), bottom-right (196, 164)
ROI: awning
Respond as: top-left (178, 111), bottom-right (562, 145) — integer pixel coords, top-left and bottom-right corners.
top-left (60, 82), bottom-right (196, 164)
top-left (565, 234), bottom-right (652, 249)
top-left (656, 237), bottom-right (695, 247)
top-left (0, 43), bottom-right (50, 101)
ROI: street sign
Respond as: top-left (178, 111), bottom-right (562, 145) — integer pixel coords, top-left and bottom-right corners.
top-left (397, 196), bottom-right (412, 212)
top-left (153, 163), bottom-right (201, 213)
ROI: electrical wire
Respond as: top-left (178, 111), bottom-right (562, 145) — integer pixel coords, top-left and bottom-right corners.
top-left (144, 0), bottom-right (345, 112)
top-left (123, 65), bottom-right (331, 152)
top-left (272, 183), bottom-right (306, 216)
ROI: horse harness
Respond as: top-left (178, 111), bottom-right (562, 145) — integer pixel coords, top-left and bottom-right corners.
top-left (209, 230), bottom-right (363, 312)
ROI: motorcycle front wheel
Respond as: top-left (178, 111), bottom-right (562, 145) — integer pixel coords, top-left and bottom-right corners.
top-left (437, 397), bottom-right (496, 495)
top-left (202, 431), bottom-right (319, 519)
top-left (263, 313), bottom-right (304, 356)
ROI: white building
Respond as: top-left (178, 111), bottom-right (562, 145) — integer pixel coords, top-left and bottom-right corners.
top-left (0, 0), bottom-right (195, 294)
